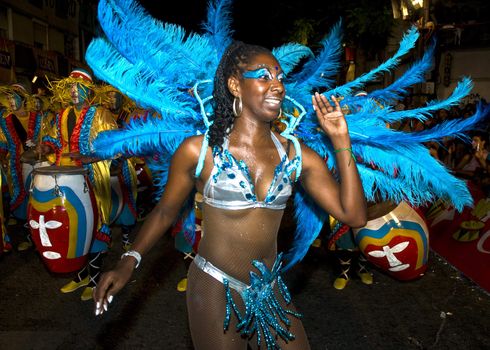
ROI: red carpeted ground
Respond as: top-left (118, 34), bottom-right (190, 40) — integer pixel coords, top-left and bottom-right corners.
top-left (426, 182), bottom-right (490, 293)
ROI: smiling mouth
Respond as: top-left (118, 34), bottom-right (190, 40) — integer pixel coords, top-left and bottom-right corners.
top-left (264, 98), bottom-right (282, 107)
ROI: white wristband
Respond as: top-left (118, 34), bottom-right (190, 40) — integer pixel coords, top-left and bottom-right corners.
top-left (121, 250), bottom-right (141, 269)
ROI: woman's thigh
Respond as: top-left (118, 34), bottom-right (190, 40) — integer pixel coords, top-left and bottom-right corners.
top-left (186, 262), bottom-right (248, 350)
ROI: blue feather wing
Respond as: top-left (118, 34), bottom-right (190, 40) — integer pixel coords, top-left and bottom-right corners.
top-left (87, 1), bottom-right (487, 272)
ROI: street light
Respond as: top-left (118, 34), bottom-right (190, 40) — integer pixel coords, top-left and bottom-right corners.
top-left (392, 0), bottom-right (426, 20)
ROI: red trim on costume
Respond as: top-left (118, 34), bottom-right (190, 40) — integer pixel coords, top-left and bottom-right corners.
top-left (56, 106), bottom-right (89, 166)
top-left (27, 111), bottom-right (37, 140)
top-left (94, 230), bottom-right (111, 244)
top-left (5, 114), bottom-right (27, 210)
top-left (55, 109), bottom-right (64, 165)
top-left (327, 224), bottom-right (351, 250)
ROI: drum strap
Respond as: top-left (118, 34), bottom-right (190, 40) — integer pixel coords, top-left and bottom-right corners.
top-left (10, 114), bottom-right (27, 145)
top-left (67, 109), bottom-right (77, 141)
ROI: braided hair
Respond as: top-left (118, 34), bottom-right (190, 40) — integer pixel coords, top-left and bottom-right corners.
top-left (209, 41), bottom-right (273, 149)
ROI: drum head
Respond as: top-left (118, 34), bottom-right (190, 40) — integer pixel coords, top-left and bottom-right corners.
top-left (20, 149), bottom-right (47, 164)
top-left (366, 201), bottom-right (398, 221)
top-left (33, 166), bottom-right (88, 175)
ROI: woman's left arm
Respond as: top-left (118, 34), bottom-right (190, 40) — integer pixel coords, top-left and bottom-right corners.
top-left (300, 93), bottom-right (367, 228)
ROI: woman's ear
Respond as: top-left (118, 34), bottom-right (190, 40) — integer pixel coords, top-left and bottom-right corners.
top-left (227, 76), bottom-right (240, 97)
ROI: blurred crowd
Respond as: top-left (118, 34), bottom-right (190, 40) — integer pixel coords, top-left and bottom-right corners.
top-left (395, 93), bottom-right (490, 197)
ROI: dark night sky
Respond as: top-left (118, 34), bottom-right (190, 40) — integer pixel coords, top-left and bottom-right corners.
top-left (135, 0), bottom-right (490, 49)
top-left (136, 0), bottom-right (338, 49)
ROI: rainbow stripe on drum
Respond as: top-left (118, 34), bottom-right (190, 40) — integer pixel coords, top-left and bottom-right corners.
top-left (30, 186), bottom-right (94, 258)
top-left (355, 221), bottom-right (428, 270)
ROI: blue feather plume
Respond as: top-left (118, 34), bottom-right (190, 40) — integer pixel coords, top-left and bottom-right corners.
top-left (86, 38), bottom-right (202, 119)
top-left (368, 40), bottom-right (436, 104)
top-left (97, 0), bottom-right (216, 82)
top-left (92, 115), bottom-right (198, 159)
top-left (348, 102), bottom-right (490, 146)
top-left (380, 77), bottom-right (473, 123)
top-left (290, 20), bottom-right (343, 92)
top-left (202, 0), bottom-right (234, 59)
top-left (272, 43), bottom-right (314, 76)
top-left (326, 26), bottom-right (419, 97)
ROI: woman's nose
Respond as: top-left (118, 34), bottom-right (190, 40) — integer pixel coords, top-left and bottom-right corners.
top-left (271, 80), bottom-right (284, 93)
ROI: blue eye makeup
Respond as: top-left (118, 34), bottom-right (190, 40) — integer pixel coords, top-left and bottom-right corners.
top-left (242, 67), bottom-right (285, 82)
top-left (243, 68), bottom-right (272, 80)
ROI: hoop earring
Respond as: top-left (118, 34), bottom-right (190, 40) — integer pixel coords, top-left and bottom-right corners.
top-left (232, 96), bottom-right (242, 117)
top-left (277, 108), bottom-right (282, 118)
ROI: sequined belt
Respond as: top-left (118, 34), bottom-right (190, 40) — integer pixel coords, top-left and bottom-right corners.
top-left (193, 254), bottom-right (275, 296)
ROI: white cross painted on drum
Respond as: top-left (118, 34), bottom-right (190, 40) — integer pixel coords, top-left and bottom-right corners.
top-left (367, 242), bottom-right (410, 272)
top-left (30, 215), bottom-right (62, 248)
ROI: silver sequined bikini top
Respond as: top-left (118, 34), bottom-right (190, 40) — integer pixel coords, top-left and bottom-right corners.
top-left (199, 132), bottom-right (300, 210)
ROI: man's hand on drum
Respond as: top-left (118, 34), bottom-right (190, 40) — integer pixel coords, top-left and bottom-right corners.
top-left (36, 143), bottom-right (53, 156)
top-left (93, 257), bottom-right (136, 316)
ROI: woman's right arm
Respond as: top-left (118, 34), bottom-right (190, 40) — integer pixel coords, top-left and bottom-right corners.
top-left (93, 136), bottom-right (202, 315)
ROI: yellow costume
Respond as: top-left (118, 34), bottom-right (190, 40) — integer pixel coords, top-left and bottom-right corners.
top-left (42, 103), bottom-right (117, 249)
top-left (41, 69), bottom-right (118, 300)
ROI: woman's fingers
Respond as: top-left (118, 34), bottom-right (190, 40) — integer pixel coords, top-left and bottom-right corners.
top-left (313, 93), bottom-right (340, 114)
top-left (331, 95), bottom-right (341, 111)
top-left (93, 273), bottom-right (116, 316)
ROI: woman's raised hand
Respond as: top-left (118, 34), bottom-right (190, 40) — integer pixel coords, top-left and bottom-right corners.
top-left (312, 93), bottom-right (348, 138)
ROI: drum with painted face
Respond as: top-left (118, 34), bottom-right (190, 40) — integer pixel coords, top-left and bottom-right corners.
top-left (352, 201), bottom-right (429, 281)
top-left (27, 166), bottom-right (98, 273)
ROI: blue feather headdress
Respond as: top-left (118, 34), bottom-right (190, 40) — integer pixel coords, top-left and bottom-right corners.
top-left (86, 0), bottom-right (489, 271)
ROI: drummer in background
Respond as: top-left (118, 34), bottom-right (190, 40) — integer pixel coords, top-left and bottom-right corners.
top-left (25, 89), bottom-right (56, 151)
top-left (98, 85), bottom-right (139, 251)
top-left (36, 69), bottom-right (118, 301)
top-left (0, 83), bottom-right (34, 251)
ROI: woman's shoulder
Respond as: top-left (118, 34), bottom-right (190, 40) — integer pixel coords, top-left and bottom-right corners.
top-left (272, 131), bottom-right (317, 158)
top-left (170, 135), bottom-right (207, 170)
top-left (178, 134), bottom-right (206, 155)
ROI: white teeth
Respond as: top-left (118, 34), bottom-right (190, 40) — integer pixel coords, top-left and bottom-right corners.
top-left (265, 98), bottom-right (281, 105)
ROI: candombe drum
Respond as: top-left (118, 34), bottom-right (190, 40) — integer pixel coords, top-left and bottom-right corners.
top-left (27, 166), bottom-right (98, 273)
top-left (20, 149), bottom-right (51, 190)
top-left (352, 201), bottom-right (429, 281)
